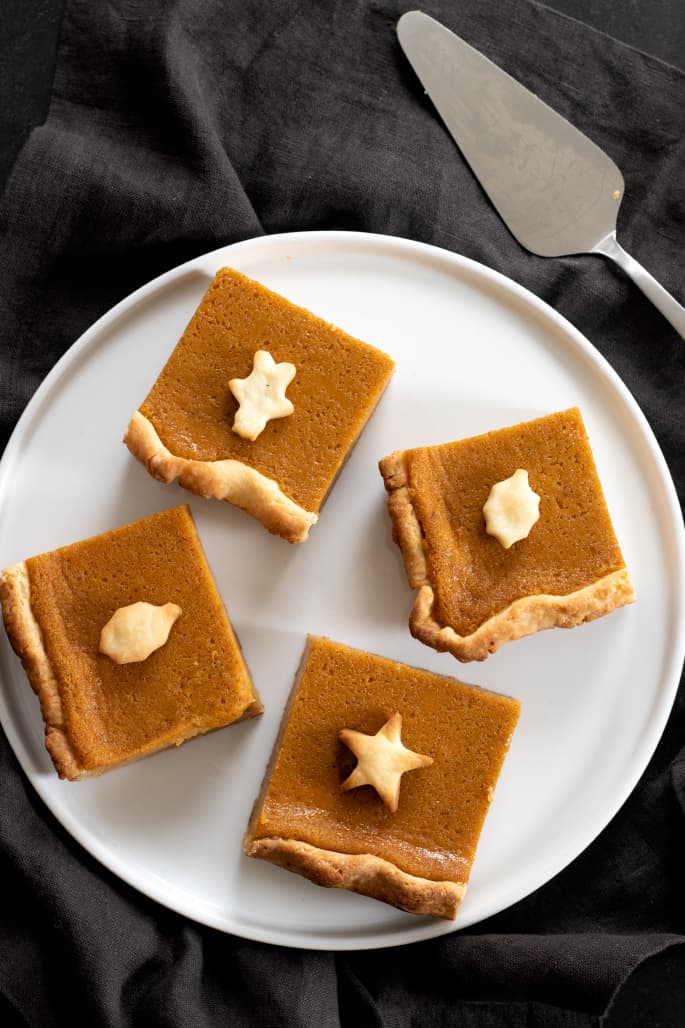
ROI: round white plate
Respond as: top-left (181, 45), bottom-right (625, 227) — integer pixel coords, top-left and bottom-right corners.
top-left (0, 231), bottom-right (683, 950)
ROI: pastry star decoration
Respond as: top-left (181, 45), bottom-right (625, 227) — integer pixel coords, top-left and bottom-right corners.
top-left (483, 468), bottom-right (541, 549)
top-left (229, 349), bottom-right (296, 441)
top-left (339, 712), bottom-right (433, 812)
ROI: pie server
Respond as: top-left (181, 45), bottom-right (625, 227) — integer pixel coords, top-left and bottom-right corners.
top-left (397, 10), bottom-right (685, 339)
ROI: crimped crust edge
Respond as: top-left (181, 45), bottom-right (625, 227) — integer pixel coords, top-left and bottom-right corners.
top-left (0, 562), bottom-right (83, 780)
top-left (245, 836), bottom-right (465, 920)
top-left (124, 410), bottom-right (318, 544)
top-left (410, 572), bottom-right (635, 662)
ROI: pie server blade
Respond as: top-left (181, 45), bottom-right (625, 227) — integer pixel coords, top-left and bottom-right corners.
top-left (397, 10), bottom-right (685, 338)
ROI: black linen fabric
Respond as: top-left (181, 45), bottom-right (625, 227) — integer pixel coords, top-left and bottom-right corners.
top-left (1, 1), bottom-right (685, 1025)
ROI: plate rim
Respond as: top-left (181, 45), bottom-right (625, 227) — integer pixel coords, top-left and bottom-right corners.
top-left (1, 229), bottom-right (683, 950)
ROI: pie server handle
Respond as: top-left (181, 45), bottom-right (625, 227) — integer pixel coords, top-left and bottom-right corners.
top-left (593, 234), bottom-right (685, 339)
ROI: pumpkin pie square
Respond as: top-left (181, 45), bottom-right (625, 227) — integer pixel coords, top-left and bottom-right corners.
top-left (379, 407), bottom-right (635, 662)
top-left (244, 636), bottom-right (520, 920)
top-left (125, 267), bottom-right (395, 543)
top-left (0, 505), bottom-right (262, 780)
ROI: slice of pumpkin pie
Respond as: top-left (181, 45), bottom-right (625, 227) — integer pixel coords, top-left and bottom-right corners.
top-left (379, 407), bottom-right (635, 662)
top-left (0, 505), bottom-right (262, 779)
top-left (244, 636), bottom-right (520, 920)
top-left (125, 267), bottom-right (395, 543)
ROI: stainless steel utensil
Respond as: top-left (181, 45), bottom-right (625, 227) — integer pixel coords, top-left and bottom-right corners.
top-left (397, 10), bottom-right (685, 339)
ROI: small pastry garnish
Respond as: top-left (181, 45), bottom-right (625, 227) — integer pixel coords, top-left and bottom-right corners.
top-left (483, 468), bottom-right (540, 549)
top-left (99, 601), bottom-right (182, 664)
top-left (339, 711), bottom-right (433, 812)
top-left (229, 349), bottom-right (296, 441)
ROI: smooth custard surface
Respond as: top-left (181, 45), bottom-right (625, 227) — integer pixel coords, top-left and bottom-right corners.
top-left (251, 637), bottom-right (520, 883)
top-left (406, 408), bottom-right (626, 636)
top-left (24, 505), bottom-right (259, 773)
top-left (140, 268), bottom-right (395, 511)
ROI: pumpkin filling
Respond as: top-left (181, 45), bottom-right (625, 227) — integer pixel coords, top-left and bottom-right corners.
top-left (1, 505), bottom-right (261, 778)
top-left (137, 267), bottom-right (395, 513)
top-left (247, 637), bottom-right (520, 889)
top-left (403, 408), bottom-right (627, 636)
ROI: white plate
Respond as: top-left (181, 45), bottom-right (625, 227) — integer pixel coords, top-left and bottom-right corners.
top-left (0, 231), bottom-right (683, 951)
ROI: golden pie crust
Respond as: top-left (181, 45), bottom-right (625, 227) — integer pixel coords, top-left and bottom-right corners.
top-left (379, 408), bottom-right (635, 662)
top-left (0, 505), bottom-right (262, 779)
top-left (125, 267), bottom-right (395, 543)
top-left (125, 411), bottom-right (316, 543)
top-left (248, 837), bottom-right (465, 920)
top-left (244, 636), bottom-right (520, 920)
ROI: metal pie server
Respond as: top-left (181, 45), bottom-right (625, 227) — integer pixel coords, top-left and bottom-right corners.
top-left (397, 10), bottom-right (685, 339)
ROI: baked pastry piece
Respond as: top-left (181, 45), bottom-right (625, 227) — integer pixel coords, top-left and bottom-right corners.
top-left (125, 267), bottom-right (395, 543)
top-left (0, 505), bottom-right (262, 780)
top-left (244, 636), bottom-right (520, 920)
top-left (379, 407), bottom-right (635, 662)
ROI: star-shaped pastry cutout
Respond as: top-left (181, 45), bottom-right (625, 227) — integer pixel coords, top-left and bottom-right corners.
top-left (339, 712), bottom-right (433, 812)
top-left (229, 349), bottom-right (296, 441)
top-left (483, 468), bottom-right (541, 549)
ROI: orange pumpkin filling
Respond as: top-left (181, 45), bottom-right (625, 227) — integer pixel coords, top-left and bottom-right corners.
top-left (0, 505), bottom-right (261, 779)
top-left (405, 408), bottom-right (627, 636)
top-left (136, 267), bottom-right (395, 514)
top-left (380, 408), bottom-right (634, 661)
top-left (246, 636), bottom-right (520, 909)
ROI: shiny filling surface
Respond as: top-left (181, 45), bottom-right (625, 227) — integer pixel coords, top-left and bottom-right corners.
top-left (140, 268), bottom-right (395, 511)
top-left (253, 637), bottom-right (520, 883)
top-left (406, 408), bottom-right (626, 636)
top-left (26, 505), bottom-right (256, 770)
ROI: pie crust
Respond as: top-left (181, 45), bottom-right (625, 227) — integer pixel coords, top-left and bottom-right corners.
top-left (380, 444), bottom-right (635, 663)
top-left (244, 635), bottom-right (520, 920)
top-left (124, 267), bottom-right (395, 544)
top-left (125, 411), bottom-right (317, 544)
top-left (0, 562), bottom-right (84, 779)
top-left (0, 563), bottom-right (210, 779)
top-left (247, 837), bottom-right (465, 920)
top-left (0, 507), bottom-right (262, 779)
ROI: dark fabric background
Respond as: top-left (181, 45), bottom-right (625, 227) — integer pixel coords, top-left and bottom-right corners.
top-left (1, 1), bottom-right (684, 1025)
